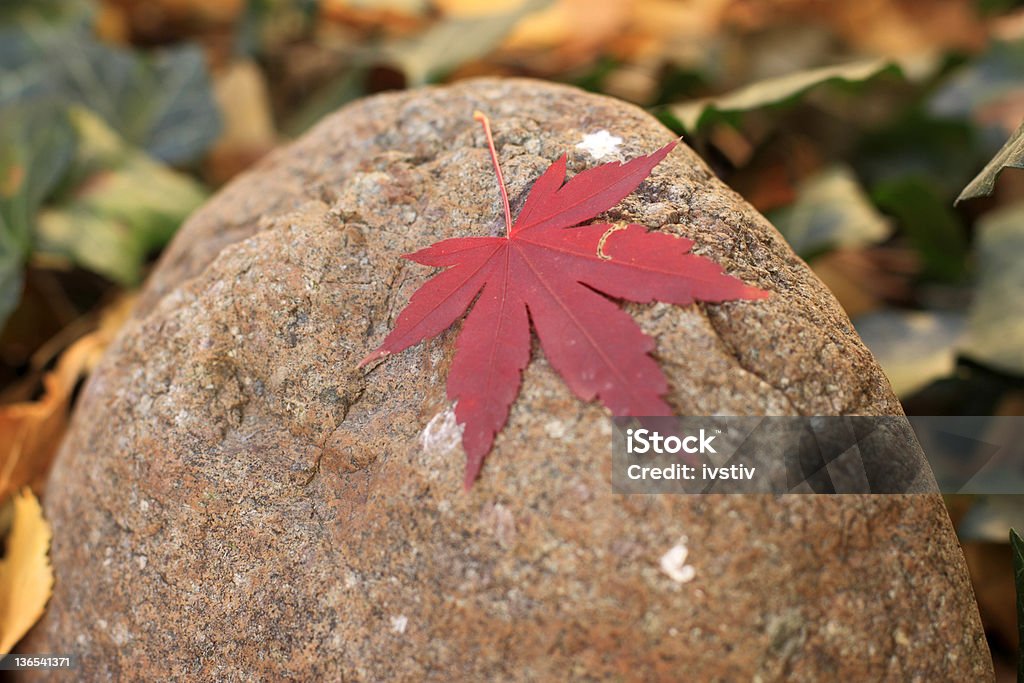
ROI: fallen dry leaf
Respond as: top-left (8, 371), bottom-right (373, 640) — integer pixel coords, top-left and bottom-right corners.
top-left (724, 0), bottom-right (985, 58)
top-left (0, 489), bottom-right (54, 654)
top-left (205, 60), bottom-right (279, 185)
top-left (0, 297), bottom-right (133, 502)
top-left (319, 0), bottom-right (428, 34)
top-left (363, 115), bottom-right (766, 486)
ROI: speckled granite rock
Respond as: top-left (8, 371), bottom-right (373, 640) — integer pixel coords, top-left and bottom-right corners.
top-left (26, 79), bottom-right (992, 681)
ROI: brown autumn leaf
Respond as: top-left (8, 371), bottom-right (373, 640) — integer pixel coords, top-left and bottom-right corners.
top-left (319, 0), bottom-right (428, 34)
top-left (724, 0), bottom-right (985, 58)
top-left (205, 60), bottom-right (278, 185)
top-left (0, 488), bottom-right (54, 654)
top-left (0, 297), bottom-right (133, 501)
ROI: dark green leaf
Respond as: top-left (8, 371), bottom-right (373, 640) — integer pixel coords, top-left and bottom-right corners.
top-left (0, 27), bottom-right (221, 165)
top-left (1012, 527), bottom-right (1024, 683)
top-left (0, 0), bottom-right (91, 26)
top-left (854, 113), bottom-right (984, 200)
top-left (34, 109), bottom-right (205, 285)
top-left (0, 233), bottom-right (25, 335)
top-left (873, 177), bottom-right (968, 281)
top-left (0, 104), bottom-right (76, 331)
top-left (669, 58), bottom-right (902, 133)
top-left (133, 46), bottom-right (222, 164)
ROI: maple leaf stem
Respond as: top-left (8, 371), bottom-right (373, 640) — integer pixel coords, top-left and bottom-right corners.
top-left (474, 111), bottom-right (513, 237)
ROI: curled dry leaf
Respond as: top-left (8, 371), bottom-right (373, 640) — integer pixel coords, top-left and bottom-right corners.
top-left (956, 120), bottom-right (1024, 204)
top-left (0, 488), bottom-right (54, 654)
top-left (0, 296), bottom-right (133, 501)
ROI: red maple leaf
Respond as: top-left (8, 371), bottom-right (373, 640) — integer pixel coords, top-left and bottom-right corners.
top-left (362, 113), bottom-right (768, 488)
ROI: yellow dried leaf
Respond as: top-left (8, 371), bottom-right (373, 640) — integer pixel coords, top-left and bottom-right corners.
top-left (213, 61), bottom-right (277, 148)
top-left (0, 489), bottom-right (54, 654)
top-left (0, 296), bottom-right (134, 501)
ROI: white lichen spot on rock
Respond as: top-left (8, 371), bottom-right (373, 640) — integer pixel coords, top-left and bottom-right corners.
top-left (544, 419), bottom-right (567, 439)
top-left (481, 502), bottom-right (516, 548)
top-left (660, 536), bottom-right (696, 584)
top-left (576, 130), bottom-right (623, 160)
top-left (390, 615), bottom-right (408, 634)
top-left (110, 622), bottom-right (131, 646)
top-left (421, 407), bottom-right (463, 456)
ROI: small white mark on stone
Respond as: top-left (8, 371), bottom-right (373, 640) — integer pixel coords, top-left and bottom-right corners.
top-left (893, 629), bottom-right (911, 647)
top-left (136, 555), bottom-right (148, 570)
top-left (544, 420), bottom-right (567, 439)
top-left (481, 503), bottom-right (516, 547)
top-left (390, 615), bottom-right (409, 634)
top-left (571, 481), bottom-right (593, 502)
top-left (660, 536), bottom-right (696, 584)
top-left (111, 623), bottom-right (130, 646)
top-left (576, 130), bottom-right (623, 160)
top-left (139, 499), bottom-right (150, 513)
top-left (421, 407), bottom-right (463, 455)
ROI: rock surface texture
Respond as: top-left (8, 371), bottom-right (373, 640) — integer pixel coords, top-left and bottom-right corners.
top-left (27, 79), bottom-right (992, 680)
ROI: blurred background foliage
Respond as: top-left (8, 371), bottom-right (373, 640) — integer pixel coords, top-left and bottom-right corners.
top-left (2, 0), bottom-right (1024, 674)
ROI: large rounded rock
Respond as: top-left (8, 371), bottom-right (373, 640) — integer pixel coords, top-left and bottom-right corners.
top-left (28, 79), bottom-right (991, 680)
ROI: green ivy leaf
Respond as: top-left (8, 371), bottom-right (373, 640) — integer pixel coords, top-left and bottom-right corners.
top-left (0, 0), bottom-right (91, 25)
top-left (34, 109), bottom-right (206, 285)
top-left (1011, 528), bottom-right (1024, 682)
top-left (873, 177), bottom-right (968, 281)
top-left (669, 58), bottom-right (902, 133)
top-left (0, 104), bottom-right (76, 331)
top-left (0, 26), bottom-right (220, 165)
